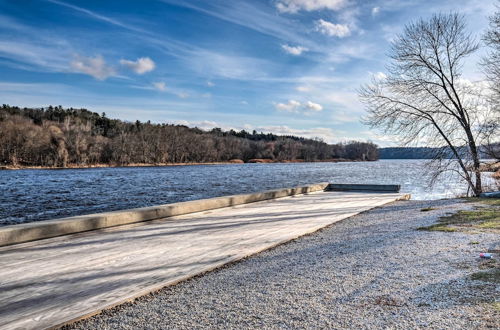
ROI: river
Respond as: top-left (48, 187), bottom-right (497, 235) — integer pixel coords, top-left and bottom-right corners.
top-left (0, 159), bottom-right (479, 225)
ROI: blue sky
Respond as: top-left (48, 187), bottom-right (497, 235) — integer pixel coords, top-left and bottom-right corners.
top-left (0, 0), bottom-right (495, 145)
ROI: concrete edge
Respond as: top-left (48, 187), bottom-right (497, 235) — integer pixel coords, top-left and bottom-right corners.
top-left (326, 183), bottom-right (401, 193)
top-left (0, 182), bottom-right (329, 247)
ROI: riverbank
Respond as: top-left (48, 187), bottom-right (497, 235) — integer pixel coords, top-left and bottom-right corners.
top-left (0, 158), bottom-right (365, 170)
top-left (66, 198), bottom-right (499, 329)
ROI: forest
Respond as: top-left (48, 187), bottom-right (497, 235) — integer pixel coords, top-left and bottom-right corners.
top-left (0, 105), bottom-right (379, 168)
top-left (379, 146), bottom-right (499, 160)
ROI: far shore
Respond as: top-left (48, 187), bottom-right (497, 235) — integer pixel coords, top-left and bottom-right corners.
top-left (0, 158), bottom-right (368, 171)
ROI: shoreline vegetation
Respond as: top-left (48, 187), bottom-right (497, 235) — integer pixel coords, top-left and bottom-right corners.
top-left (0, 158), bottom-right (366, 170)
top-left (0, 105), bottom-right (379, 168)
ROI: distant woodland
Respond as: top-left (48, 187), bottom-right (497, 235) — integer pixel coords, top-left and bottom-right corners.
top-left (379, 147), bottom-right (499, 160)
top-left (0, 105), bottom-right (379, 168)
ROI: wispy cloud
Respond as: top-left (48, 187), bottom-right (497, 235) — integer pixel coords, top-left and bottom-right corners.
top-left (315, 19), bottom-right (350, 37)
top-left (185, 50), bottom-right (274, 80)
top-left (296, 86), bottom-right (310, 92)
top-left (304, 101), bottom-right (323, 112)
top-left (70, 55), bottom-right (115, 80)
top-left (137, 82), bottom-right (191, 99)
top-left (47, 0), bottom-right (145, 33)
top-left (161, 0), bottom-right (314, 48)
top-left (275, 0), bottom-right (347, 13)
top-left (152, 81), bottom-right (167, 91)
top-left (120, 57), bottom-right (155, 74)
top-left (275, 100), bottom-right (323, 114)
top-left (281, 44), bottom-right (308, 55)
top-left (0, 40), bottom-right (70, 72)
top-left (275, 99), bottom-right (302, 112)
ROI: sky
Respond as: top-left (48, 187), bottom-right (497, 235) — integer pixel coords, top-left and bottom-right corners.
top-left (0, 0), bottom-right (496, 146)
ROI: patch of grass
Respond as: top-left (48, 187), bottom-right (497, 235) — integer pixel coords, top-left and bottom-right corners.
top-left (463, 197), bottom-right (500, 207)
top-left (470, 241), bottom-right (480, 244)
top-left (478, 220), bottom-right (500, 229)
top-left (478, 259), bottom-right (497, 270)
top-left (418, 206), bottom-right (500, 232)
top-left (470, 269), bottom-right (500, 283)
top-left (420, 207), bottom-right (435, 212)
top-left (492, 302), bottom-right (500, 311)
top-left (417, 224), bottom-right (456, 232)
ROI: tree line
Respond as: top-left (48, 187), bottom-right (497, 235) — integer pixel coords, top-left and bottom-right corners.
top-left (0, 105), bottom-right (379, 167)
top-left (379, 146), bottom-right (500, 160)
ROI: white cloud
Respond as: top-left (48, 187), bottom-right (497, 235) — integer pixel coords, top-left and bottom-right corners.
top-left (206, 80), bottom-right (215, 87)
top-left (177, 92), bottom-right (189, 99)
top-left (372, 71), bottom-right (387, 80)
top-left (296, 86), bottom-right (310, 92)
top-left (152, 81), bottom-right (167, 91)
top-left (281, 44), bottom-right (308, 55)
top-left (275, 0), bottom-right (346, 13)
top-left (275, 100), bottom-right (323, 114)
top-left (315, 19), bottom-right (350, 38)
top-left (120, 57), bottom-right (155, 74)
top-left (371, 7), bottom-right (380, 16)
top-left (240, 100), bottom-right (249, 105)
top-left (173, 120), bottom-right (219, 130)
top-left (276, 99), bottom-right (302, 112)
top-left (257, 125), bottom-right (337, 143)
top-left (70, 55), bottom-right (114, 80)
top-left (304, 100), bottom-right (323, 112)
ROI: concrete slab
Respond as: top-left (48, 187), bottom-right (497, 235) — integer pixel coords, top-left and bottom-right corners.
top-left (0, 183), bottom-right (329, 247)
top-left (0, 190), bottom-right (409, 329)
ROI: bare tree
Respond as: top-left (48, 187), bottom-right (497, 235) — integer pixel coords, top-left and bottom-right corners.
top-left (482, 3), bottom-right (500, 161)
top-left (359, 13), bottom-right (490, 196)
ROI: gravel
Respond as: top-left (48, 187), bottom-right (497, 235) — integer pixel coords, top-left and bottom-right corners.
top-left (67, 199), bottom-right (499, 329)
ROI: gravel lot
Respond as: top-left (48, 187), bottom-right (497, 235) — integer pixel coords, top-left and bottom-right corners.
top-left (67, 199), bottom-right (499, 329)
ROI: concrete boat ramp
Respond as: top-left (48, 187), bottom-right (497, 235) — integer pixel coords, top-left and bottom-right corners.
top-left (0, 183), bottom-right (409, 329)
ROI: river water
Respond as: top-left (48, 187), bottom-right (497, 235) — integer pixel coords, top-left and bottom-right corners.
top-left (0, 160), bottom-right (480, 225)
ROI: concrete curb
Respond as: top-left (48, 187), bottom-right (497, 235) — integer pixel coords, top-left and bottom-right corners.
top-left (0, 182), bottom-right (329, 247)
top-left (326, 183), bottom-right (401, 192)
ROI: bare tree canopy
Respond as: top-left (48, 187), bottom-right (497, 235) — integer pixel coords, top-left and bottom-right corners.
top-left (483, 2), bottom-right (500, 96)
top-left (359, 13), bottom-right (497, 196)
top-left (482, 3), bottom-right (500, 160)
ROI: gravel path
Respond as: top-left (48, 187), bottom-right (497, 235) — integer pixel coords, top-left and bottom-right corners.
top-left (67, 199), bottom-right (499, 329)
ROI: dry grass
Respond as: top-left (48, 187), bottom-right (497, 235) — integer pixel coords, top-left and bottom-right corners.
top-left (418, 198), bottom-right (500, 232)
top-left (470, 269), bottom-right (500, 283)
top-left (463, 197), bottom-right (500, 207)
